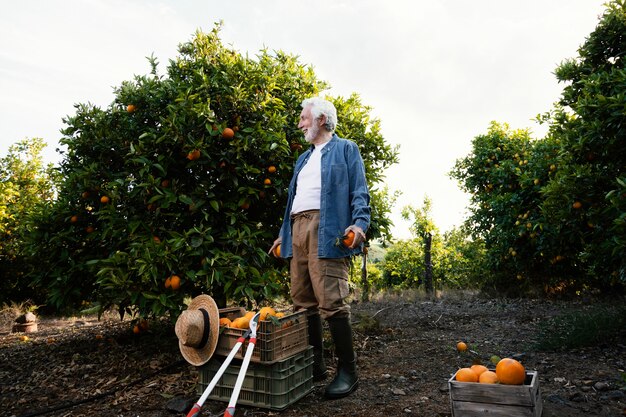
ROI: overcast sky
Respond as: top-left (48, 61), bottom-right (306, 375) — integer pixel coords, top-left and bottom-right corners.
top-left (0, 0), bottom-right (607, 239)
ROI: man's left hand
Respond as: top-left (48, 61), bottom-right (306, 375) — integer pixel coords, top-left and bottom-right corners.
top-left (344, 225), bottom-right (366, 249)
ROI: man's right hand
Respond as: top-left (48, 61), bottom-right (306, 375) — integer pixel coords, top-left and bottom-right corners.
top-left (268, 238), bottom-right (282, 257)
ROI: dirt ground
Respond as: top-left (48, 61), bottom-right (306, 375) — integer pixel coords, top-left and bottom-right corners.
top-left (1, 293), bottom-right (625, 417)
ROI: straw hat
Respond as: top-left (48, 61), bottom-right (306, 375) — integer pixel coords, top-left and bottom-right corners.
top-left (175, 294), bottom-right (220, 366)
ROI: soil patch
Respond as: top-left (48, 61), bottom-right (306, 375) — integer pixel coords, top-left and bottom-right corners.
top-left (1, 294), bottom-right (625, 417)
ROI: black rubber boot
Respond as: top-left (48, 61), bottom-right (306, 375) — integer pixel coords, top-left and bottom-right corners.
top-left (324, 316), bottom-right (358, 399)
top-left (307, 313), bottom-right (328, 381)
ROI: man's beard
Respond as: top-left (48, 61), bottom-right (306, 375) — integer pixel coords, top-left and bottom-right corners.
top-left (304, 123), bottom-right (320, 143)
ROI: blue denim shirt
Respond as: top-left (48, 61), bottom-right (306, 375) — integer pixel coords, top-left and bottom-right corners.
top-left (279, 134), bottom-right (370, 259)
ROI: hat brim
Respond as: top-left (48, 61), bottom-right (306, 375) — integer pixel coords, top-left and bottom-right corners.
top-left (177, 294), bottom-right (220, 366)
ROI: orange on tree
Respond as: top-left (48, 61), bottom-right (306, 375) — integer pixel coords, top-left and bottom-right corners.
top-left (161, 179), bottom-right (170, 188)
top-left (186, 149), bottom-right (201, 161)
top-left (479, 370), bottom-right (499, 384)
top-left (100, 195), bottom-right (110, 204)
top-left (85, 226), bottom-right (95, 233)
top-left (267, 165), bottom-right (277, 173)
top-left (263, 178), bottom-right (272, 185)
top-left (81, 191), bottom-right (90, 199)
top-left (164, 276), bottom-right (172, 288)
top-left (126, 104), bottom-right (137, 113)
top-left (572, 201), bottom-right (582, 209)
top-left (455, 368), bottom-right (478, 382)
top-left (495, 358), bottom-right (526, 385)
top-left (132, 324), bottom-right (141, 334)
top-left (222, 127), bottom-right (235, 139)
top-left (70, 215), bottom-right (78, 223)
top-left (456, 341), bottom-right (468, 352)
top-left (169, 274), bottom-right (181, 290)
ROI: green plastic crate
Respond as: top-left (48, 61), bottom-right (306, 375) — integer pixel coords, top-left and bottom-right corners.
top-left (198, 346), bottom-right (313, 410)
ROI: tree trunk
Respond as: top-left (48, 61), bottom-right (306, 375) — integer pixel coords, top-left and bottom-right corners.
top-left (424, 233), bottom-right (433, 294)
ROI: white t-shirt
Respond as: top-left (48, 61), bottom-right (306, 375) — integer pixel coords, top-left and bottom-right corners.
top-left (291, 142), bottom-right (329, 214)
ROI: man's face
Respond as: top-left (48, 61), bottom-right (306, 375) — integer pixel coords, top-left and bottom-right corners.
top-left (298, 106), bottom-right (322, 143)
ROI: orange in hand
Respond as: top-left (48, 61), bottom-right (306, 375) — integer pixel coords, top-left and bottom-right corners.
top-left (342, 231), bottom-right (355, 247)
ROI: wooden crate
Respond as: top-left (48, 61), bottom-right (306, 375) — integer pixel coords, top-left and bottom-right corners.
top-left (448, 370), bottom-right (542, 417)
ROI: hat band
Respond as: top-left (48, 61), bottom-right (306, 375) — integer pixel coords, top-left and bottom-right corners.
top-left (198, 308), bottom-right (210, 349)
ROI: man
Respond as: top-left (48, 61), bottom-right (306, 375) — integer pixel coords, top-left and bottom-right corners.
top-left (269, 97), bottom-right (370, 399)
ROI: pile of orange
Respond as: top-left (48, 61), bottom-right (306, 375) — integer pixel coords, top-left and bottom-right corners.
top-left (218, 306), bottom-right (284, 329)
top-left (454, 357), bottom-right (525, 385)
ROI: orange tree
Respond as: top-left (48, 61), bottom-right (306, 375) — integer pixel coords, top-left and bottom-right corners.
top-left (450, 123), bottom-right (564, 294)
top-left (540, 0), bottom-right (626, 291)
top-left (451, 1), bottom-right (626, 295)
top-left (23, 26), bottom-right (398, 317)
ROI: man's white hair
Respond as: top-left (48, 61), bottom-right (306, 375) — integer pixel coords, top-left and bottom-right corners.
top-left (301, 97), bottom-right (337, 132)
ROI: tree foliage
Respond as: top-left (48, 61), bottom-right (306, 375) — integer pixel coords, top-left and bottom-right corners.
top-left (0, 138), bottom-right (59, 304)
top-left (21, 25), bottom-right (399, 317)
top-left (451, 1), bottom-right (626, 295)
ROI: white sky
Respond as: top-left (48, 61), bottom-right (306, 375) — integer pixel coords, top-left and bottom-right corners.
top-left (0, 0), bottom-right (607, 239)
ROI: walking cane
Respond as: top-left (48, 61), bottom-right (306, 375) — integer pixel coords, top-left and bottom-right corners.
top-left (186, 312), bottom-right (260, 417)
top-left (223, 312), bottom-right (261, 417)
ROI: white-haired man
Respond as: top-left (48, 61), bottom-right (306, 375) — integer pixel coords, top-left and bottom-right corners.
top-left (269, 97), bottom-right (370, 399)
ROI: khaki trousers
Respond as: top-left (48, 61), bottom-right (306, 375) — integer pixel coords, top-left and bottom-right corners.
top-left (290, 210), bottom-right (351, 320)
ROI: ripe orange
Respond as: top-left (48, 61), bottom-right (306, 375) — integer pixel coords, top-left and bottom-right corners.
top-left (259, 306), bottom-right (276, 321)
top-left (164, 276), bottom-right (171, 289)
top-left (495, 358), bottom-right (526, 385)
top-left (70, 215), bottom-right (78, 223)
top-left (231, 316), bottom-right (250, 329)
top-left (273, 244), bottom-right (281, 257)
top-left (572, 201), bottom-right (582, 209)
top-left (222, 127), bottom-right (235, 139)
top-left (169, 275), bottom-right (181, 290)
top-left (219, 317), bottom-right (232, 327)
top-left (244, 311), bottom-right (256, 320)
top-left (275, 312), bottom-right (285, 318)
top-left (85, 226), bottom-right (95, 233)
top-left (342, 231), bottom-right (355, 247)
top-left (100, 195), bottom-right (110, 204)
top-left (132, 325), bottom-right (141, 334)
top-left (153, 236), bottom-right (161, 244)
top-left (127, 104), bottom-right (137, 113)
top-left (455, 368), bottom-right (478, 382)
top-left (263, 178), bottom-right (272, 185)
top-left (161, 179), bottom-right (170, 188)
top-left (268, 165), bottom-right (277, 173)
top-left (479, 370), bottom-right (499, 384)
top-left (456, 341), bottom-right (468, 352)
top-left (470, 364), bottom-right (488, 377)
top-left (187, 149), bottom-right (201, 160)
